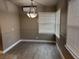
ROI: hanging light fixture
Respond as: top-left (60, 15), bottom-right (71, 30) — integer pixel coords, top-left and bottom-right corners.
top-left (23, 0), bottom-right (37, 18)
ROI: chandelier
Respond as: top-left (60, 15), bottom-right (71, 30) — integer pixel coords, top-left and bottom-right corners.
top-left (23, 0), bottom-right (37, 18)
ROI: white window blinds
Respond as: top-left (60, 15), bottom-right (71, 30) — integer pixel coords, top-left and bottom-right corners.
top-left (38, 12), bottom-right (56, 34)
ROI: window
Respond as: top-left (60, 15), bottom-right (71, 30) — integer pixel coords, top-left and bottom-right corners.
top-left (38, 12), bottom-right (56, 34)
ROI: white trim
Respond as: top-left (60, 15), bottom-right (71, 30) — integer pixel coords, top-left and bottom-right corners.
top-left (3, 39), bottom-right (56, 54)
top-left (20, 39), bottom-right (56, 43)
top-left (65, 45), bottom-right (79, 59)
top-left (3, 40), bottom-right (21, 54)
top-left (56, 43), bottom-right (65, 59)
top-left (56, 34), bottom-right (60, 39)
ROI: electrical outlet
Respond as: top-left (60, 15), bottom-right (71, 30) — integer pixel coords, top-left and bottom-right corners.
top-left (36, 37), bottom-right (39, 39)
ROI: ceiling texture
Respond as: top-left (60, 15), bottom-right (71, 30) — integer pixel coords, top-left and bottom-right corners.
top-left (10, 0), bottom-right (58, 7)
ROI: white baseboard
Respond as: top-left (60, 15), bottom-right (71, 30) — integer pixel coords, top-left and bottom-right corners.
top-left (3, 39), bottom-right (55, 54)
top-left (56, 43), bottom-right (65, 59)
top-left (20, 39), bottom-right (56, 43)
top-left (65, 45), bottom-right (79, 59)
top-left (3, 40), bottom-right (21, 54)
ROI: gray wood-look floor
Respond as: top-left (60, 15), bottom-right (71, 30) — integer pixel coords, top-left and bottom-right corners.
top-left (0, 42), bottom-right (62, 59)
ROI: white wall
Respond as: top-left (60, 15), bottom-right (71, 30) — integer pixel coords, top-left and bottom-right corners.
top-left (66, 0), bottom-right (79, 59)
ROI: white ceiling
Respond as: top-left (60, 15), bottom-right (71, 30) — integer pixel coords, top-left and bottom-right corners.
top-left (11, 0), bottom-right (58, 6)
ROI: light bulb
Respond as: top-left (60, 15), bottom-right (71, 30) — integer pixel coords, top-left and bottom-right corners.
top-left (27, 13), bottom-right (37, 18)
